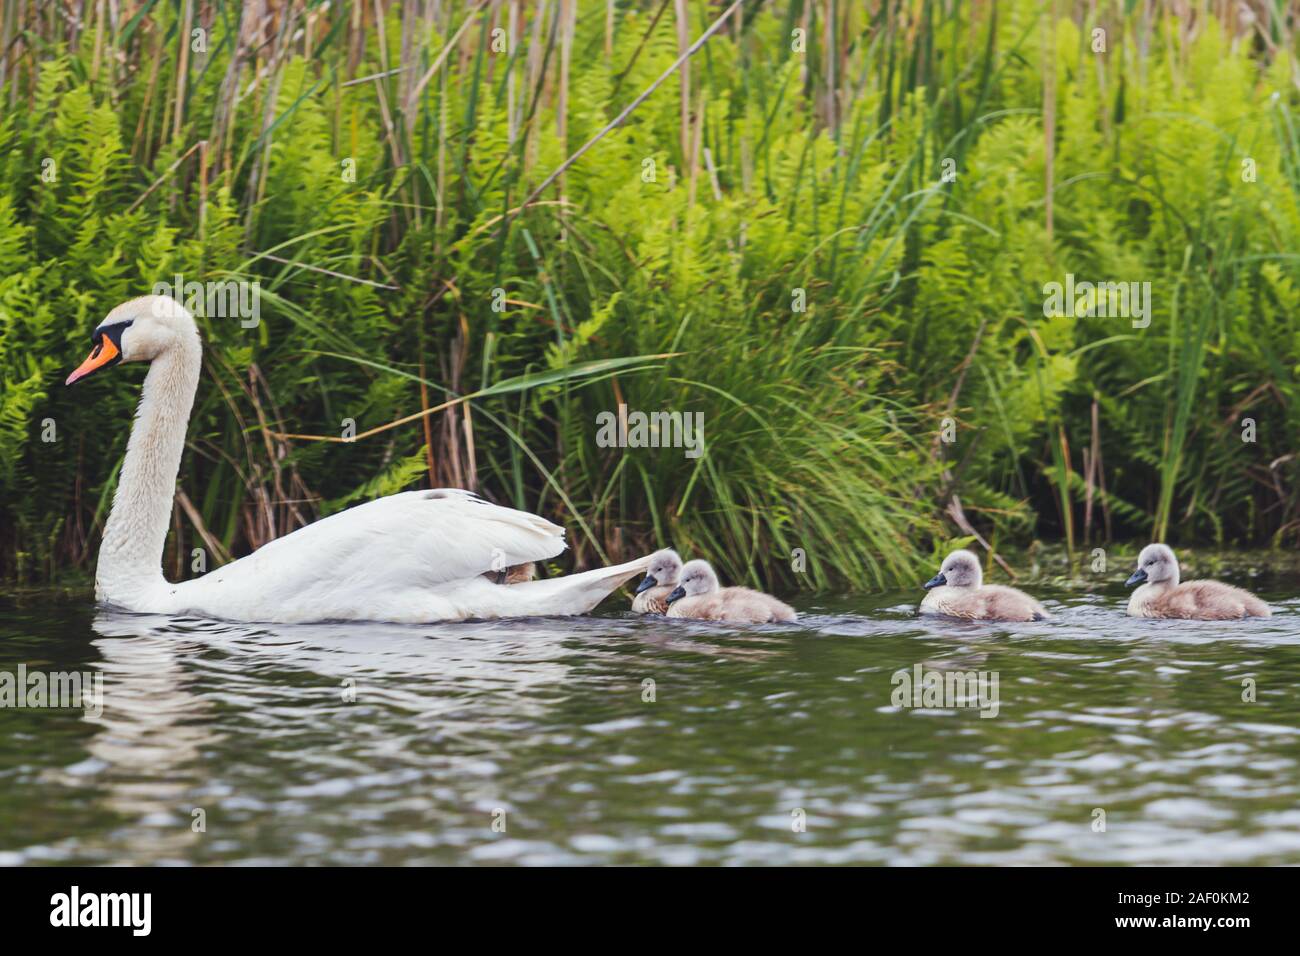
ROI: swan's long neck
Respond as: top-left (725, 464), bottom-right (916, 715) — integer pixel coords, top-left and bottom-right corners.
top-left (96, 336), bottom-right (202, 606)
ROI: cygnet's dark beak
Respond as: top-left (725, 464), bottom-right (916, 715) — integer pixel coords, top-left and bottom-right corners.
top-left (923, 572), bottom-right (946, 590)
top-left (634, 575), bottom-right (658, 595)
top-left (1125, 568), bottom-right (1148, 587)
top-left (666, 586), bottom-right (686, 604)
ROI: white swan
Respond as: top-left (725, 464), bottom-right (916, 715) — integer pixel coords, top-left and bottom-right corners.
top-left (66, 295), bottom-right (647, 623)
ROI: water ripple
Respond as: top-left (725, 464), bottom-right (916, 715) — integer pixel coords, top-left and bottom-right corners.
top-left (0, 581), bottom-right (1297, 864)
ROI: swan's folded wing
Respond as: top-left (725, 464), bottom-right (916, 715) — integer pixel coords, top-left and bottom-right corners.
top-left (1173, 580), bottom-right (1270, 619)
top-left (193, 489), bottom-right (566, 600)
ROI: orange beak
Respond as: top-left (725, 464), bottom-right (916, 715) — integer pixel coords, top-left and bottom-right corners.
top-left (66, 336), bottom-right (120, 385)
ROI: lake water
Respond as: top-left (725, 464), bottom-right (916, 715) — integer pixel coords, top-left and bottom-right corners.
top-left (2, 562), bottom-right (1299, 865)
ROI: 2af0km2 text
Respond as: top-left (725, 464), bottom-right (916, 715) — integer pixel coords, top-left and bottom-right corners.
top-left (1119, 892), bottom-right (1249, 907)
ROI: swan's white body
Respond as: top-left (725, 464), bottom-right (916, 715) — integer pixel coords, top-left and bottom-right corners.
top-left (78, 296), bottom-right (647, 623)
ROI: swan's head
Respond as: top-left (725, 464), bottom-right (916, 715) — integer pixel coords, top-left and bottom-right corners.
top-left (667, 559), bottom-right (719, 604)
top-left (66, 295), bottom-right (199, 385)
top-left (635, 548), bottom-right (683, 594)
top-left (1127, 543), bottom-right (1179, 587)
top-left (925, 549), bottom-right (982, 589)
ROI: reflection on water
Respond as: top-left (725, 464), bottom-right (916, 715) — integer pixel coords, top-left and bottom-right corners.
top-left (1, 573), bottom-right (1299, 865)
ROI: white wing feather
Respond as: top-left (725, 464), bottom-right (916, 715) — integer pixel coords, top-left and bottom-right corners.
top-left (168, 489), bottom-right (566, 615)
top-left (273, 489), bottom-right (564, 581)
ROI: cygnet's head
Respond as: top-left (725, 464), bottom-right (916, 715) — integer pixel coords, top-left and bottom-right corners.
top-left (1126, 543), bottom-right (1179, 587)
top-left (667, 559), bottom-right (720, 604)
top-left (66, 295), bottom-right (199, 385)
top-left (924, 549), bottom-right (982, 590)
top-left (635, 548), bottom-right (684, 594)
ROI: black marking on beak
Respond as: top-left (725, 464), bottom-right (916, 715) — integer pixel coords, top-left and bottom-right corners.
top-left (1125, 568), bottom-right (1148, 587)
top-left (667, 585), bottom-right (686, 605)
top-left (66, 319), bottom-right (134, 386)
top-left (635, 575), bottom-right (658, 595)
top-left (923, 572), bottom-right (947, 590)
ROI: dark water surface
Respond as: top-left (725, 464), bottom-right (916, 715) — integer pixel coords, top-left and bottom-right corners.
top-left (2, 567), bottom-right (1299, 865)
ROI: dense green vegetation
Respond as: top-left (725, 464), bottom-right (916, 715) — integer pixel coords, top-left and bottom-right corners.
top-left (1, 1), bottom-right (1298, 591)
